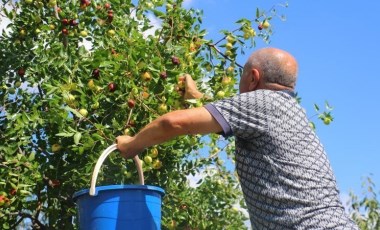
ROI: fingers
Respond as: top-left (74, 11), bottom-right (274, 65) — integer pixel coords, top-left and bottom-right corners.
top-left (115, 135), bottom-right (139, 159)
top-left (182, 74), bottom-right (204, 99)
top-left (115, 135), bottom-right (128, 156)
top-left (184, 74), bottom-right (196, 86)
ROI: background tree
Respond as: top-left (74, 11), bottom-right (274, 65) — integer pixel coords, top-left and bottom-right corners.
top-left (0, 0), bottom-right (279, 229)
top-left (348, 177), bottom-right (380, 230)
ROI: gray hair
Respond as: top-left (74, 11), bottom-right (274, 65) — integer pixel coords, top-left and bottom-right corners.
top-left (244, 48), bottom-right (298, 88)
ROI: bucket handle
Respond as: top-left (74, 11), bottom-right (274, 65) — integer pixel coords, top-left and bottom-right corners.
top-left (89, 144), bottom-right (144, 196)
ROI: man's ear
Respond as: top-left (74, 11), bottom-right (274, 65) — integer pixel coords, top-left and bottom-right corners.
top-left (248, 68), bottom-right (260, 91)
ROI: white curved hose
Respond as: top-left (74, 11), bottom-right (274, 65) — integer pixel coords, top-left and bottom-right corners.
top-left (89, 144), bottom-right (144, 196)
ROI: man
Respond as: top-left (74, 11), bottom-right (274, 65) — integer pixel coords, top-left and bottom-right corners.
top-left (116, 48), bottom-right (358, 229)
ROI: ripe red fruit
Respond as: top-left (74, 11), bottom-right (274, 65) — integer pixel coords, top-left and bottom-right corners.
top-left (128, 99), bottom-right (135, 108)
top-left (49, 179), bottom-right (61, 188)
top-left (108, 10), bottom-right (113, 14)
top-left (17, 68), bottom-right (25, 76)
top-left (61, 18), bottom-right (69, 26)
top-left (9, 189), bottom-right (16, 196)
top-left (258, 24), bottom-right (263, 30)
top-left (108, 82), bottom-right (117, 92)
top-left (105, 3), bottom-right (111, 9)
top-left (81, 0), bottom-right (90, 7)
top-left (92, 68), bottom-right (100, 78)
top-left (107, 13), bottom-right (113, 22)
top-left (69, 19), bottom-right (78, 26)
top-left (62, 28), bottom-right (69, 35)
top-left (159, 71), bottom-right (167, 79)
top-left (171, 56), bottom-right (180, 65)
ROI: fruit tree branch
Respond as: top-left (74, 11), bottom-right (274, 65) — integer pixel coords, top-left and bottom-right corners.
top-left (207, 43), bottom-right (243, 69)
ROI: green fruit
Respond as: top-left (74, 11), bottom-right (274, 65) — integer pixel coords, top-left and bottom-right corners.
top-left (48, 0), bottom-right (56, 7)
top-left (34, 16), bottom-right (42, 23)
top-left (25, 0), bottom-right (33, 4)
top-left (262, 20), bottom-right (270, 29)
top-left (107, 29), bottom-right (116, 36)
top-left (152, 159), bottom-right (162, 169)
top-left (124, 128), bottom-right (131, 136)
top-left (226, 35), bottom-right (234, 43)
top-left (8, 87), bottom-right (16, 94)
top-left (141, 72), bottom-right (151, 81)
top-left (52, 144), bottom-right (62, 153)
top-left (91, 101), bottom-right (99, 109)
top-left (144, 155), bottom-right (153, 164)
top-left (150, 148), bottom-right (158, 158)
top-left (216, 90), bottom-right (225, 98)
top-left (87, 79), bottom-right (95, 89)
top-left (79, 108), bottom-right (88, 117)
top-left (64, 93), bottom-right (75, 103)
top-left (205, 63), bottom-right (212, 72)
top-left (323, 117), bottom-right (332, 125)
top-left (36, 1), bottom-right (43, 9)
top-left (80, 30), bottom-right (88, 37)
top-left (124, 171), bottom-right (132, 179)
top-left (221, 77), bottom-right (232, 86)
top-left (227, 66), bottom-right (234, 73)
top-left (158, 104), bottom-right (168, 114)
top-left (225, 42), bottom-right (233, 50)
top-left (19, 29), bottom-right (26, 37)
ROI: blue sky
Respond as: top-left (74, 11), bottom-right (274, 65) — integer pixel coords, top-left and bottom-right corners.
top-left (184, 0), bottom-right (380, 199)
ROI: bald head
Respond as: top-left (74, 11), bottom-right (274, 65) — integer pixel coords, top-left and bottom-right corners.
top-left (241, 47), bottom-right (298, 92)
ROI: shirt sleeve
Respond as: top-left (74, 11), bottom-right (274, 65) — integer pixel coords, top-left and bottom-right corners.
top-left (204, 90), bottom-right (271, 140)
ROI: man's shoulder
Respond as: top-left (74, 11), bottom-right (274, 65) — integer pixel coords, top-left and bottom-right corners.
top-left (240, 89), bottom-right (296, 102)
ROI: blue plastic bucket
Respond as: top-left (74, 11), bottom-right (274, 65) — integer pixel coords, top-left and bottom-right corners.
top-left (73, 185), bottom-right (165, 230)
top-left (73, 144), bottom-right (165, 230)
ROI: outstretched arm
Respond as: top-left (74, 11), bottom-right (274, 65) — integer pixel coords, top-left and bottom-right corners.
top-left (116, 107), bottom-right (222, 159)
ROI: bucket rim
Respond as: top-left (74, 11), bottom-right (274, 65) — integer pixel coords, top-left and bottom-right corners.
top-left (72, 184), bottom-right (165, 201)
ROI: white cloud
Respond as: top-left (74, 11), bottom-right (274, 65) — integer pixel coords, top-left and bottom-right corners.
top-left (186, 166), bottom-right (222, 187)
top-left (78, 39), bottom-right (93, 50)
top-left (187, 172), bottom-right (203, 187)
top-left (144, 13), bottom-right (162, 38)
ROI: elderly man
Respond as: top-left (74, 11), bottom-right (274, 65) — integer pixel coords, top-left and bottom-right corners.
top-left (116, 47), bottom-right (358, 229)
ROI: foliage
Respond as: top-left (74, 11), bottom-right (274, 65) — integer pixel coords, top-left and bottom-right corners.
top-left (0, 0), bottom-right (280, 229)
top-left (348, 177), bottom-right (380, 230)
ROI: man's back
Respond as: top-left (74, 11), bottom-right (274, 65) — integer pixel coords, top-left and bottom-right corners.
top-left (205, 90), bottom-right (358, 229)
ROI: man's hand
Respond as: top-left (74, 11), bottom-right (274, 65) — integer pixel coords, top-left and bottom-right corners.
top-left (116, 135), bottom-right (142, 159)
top-left (183, 74), bottom-right (203, 99)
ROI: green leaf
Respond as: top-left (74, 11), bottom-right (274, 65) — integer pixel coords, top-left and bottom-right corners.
top-left (325, 101), bottom-right (333, 110)
top-left (152, 9), bottom-right (165, 18)
top-left (2, 222), bottom-right (10, 230)
top-left (56, 132), bottom-right (74, 137)
top-left (74, 132), bottom-right (82, 145)
top-left (64, 106), bottom-right (83, 118)
top-left (28, 152), bottom-right (35, 161)
top-left (256, 8), bottom-right (260, 18)
top-left (314, 103), bottom-right (320, 112)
